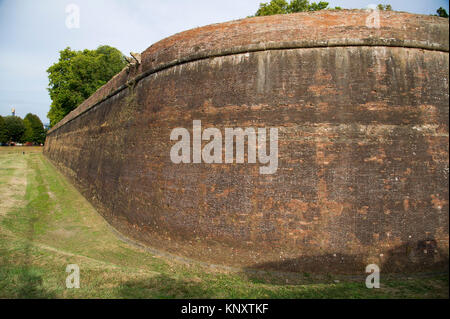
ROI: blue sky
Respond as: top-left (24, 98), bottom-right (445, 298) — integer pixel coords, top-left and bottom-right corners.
top-left (0, 0), bottom-right (448, 124)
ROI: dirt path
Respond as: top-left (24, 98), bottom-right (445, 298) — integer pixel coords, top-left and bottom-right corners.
top-left (0, 150), bottom-right (28, 216)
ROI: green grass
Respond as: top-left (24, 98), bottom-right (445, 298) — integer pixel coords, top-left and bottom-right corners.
top-left (0, 146), bottom-right (448, 299)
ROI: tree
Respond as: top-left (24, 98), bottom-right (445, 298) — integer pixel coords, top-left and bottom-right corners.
top-left (4, 116), bottom-right (25, 143)
top-left (0, 116), bottom-right (8, 144)
top-left (23, 118), bottom-right (33, 143)
top-left (305, 1), bottom-right (329, 11)
top-left (377, 4), bottom-right (392, 11)
top-left (437, 7), bottom-right (448, 18)
top-left (23, 113), bottom-right (46, 145)
top-left (256, 0), bottom-right (289, 16)
top-left (47, 45), bottom-right (128, 127)
top-left (255, 0), bottom-right (329, 16)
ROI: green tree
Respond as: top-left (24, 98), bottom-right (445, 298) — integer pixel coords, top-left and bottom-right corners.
top-left (304, 1), bottom-right (329, 11)
top-left (23, 118), bottom-right (33, 143)
top-left (256, 0), bottom-right (289, 16)
top-left (47, 45), bottom-right (128, 127)
top-left (0, 116), bottom-right (8, 144)
top-left (377, 4), bottom-right (392, 11)
top-left (23, 113), bottom-right (46, 144)
top-left (4, 116), bottom-right (25, 143)
top-left (437, 7), bottom-right (448, 17)
top-left (255, 0), bottom-right (329, 16)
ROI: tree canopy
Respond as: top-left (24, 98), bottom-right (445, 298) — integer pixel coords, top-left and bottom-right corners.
top-left (377, 4), bottom-right (392, 11)
top-left (255, 0), bottom-right (330, 16)
top-left (0, 116), bottom-right (8, 144)
top-left (23, 113), bottom-right (46, 145)
top-left (0, 114), bottom-right (46, 144)
top-left (3, 116), bottom-right (25, 143)
top-left (253, 2), bottom-right (450, 18)
top-left (47, 45), bottom-right (128, 127)
top-left (436, 7), bottom-right (448, 18)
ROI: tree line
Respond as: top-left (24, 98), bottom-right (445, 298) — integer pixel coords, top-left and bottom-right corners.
top-left (253, 1), bottom-right (449, 17)
top-left (0, 114), bottom-right (46, 145)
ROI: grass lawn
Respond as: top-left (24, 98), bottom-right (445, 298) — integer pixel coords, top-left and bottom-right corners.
top-left (0, 146), bottom-right (448, 299)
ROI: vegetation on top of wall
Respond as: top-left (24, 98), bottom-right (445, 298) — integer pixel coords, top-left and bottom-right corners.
top-left (46, 45), bottom-right (128, 127)
top-left (436, 7), bottom-right (448, 17)
top-left (254, 0), bottom-right (331, 16)
top-left (253, 2), bottom-right (448, 17)
top-left (377, 4), bottom-right (392, 11)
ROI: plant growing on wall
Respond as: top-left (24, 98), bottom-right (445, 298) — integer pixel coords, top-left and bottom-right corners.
top-left (436, 7), bottom-right (448, 17)
top-left (254, 0), bottom-right (330, 16)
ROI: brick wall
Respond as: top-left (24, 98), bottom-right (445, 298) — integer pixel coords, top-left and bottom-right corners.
top-left (44, 10), bottom-right (449, 273)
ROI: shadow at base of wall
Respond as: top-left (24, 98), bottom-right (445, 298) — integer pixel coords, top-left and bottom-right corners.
top-left (243, 239), bottom-right (449, 279)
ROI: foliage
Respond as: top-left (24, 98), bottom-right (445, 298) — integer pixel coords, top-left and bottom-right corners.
top-left (0, 114), bottom-right (45, 144)
top-left (256, 0), bottom-right (289, 16)
top-left (47, 45), bottom-right (128, 127)
top-left (0, 116), bottom-right (8, 144)
top-left (3, 116), bottom-right (25, 143)
top-left (436, 7), bottom-right (448, 17)
top-left (377, 4), bottom-right (392, 11)
top-left (23, 113), bottom-right (46, 145)
top-left (255, 0), bottom-right (330, 16)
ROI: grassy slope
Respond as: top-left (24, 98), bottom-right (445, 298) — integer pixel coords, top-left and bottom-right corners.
top-left (0, 147), bottom-right (447, 299)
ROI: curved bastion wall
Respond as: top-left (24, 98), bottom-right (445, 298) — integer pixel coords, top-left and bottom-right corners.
top-left (44, 10), bottom-right (449, 274)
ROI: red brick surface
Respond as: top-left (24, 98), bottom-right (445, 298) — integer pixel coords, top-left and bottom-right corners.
top-left (44, 10), bottom-right (449, 273)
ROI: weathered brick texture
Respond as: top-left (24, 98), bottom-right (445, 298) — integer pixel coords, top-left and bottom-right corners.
top-left (44, 10), bottom-right (449, 274)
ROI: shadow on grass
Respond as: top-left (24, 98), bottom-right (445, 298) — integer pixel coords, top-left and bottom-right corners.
top-left (0, 264), bottom-right (56, 299)
top-left (116, 273), bottom-right (214, 299)
top-left (114, 272), bottom-right (450, 299)
top-left (112, 238), bottom-right (449, 299)
top-left (242, 239), bottom-right (449, 276)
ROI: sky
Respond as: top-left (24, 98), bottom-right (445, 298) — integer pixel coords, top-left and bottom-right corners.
top-left (0, 0), bottom-right (448, 125)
